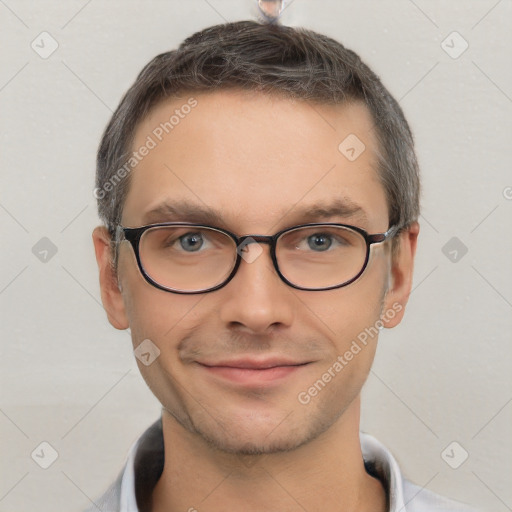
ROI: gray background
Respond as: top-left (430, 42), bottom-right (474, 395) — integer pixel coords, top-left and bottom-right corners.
top-left (1, 1), bottom-right (511, 510)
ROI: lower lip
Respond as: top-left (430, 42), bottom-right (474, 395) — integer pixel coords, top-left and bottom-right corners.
top-left (199, 364), bottom-right (307, 385)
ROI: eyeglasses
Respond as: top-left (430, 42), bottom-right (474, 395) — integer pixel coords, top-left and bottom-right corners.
top-left (116, 222), bottom-right (399, 294)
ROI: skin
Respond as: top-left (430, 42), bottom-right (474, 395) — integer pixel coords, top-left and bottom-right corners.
top-left (93, 90), bottom-right (419, 512)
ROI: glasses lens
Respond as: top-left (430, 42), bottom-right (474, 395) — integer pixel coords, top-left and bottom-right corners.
top-left (139, 226), bottom-right (237, 292)
top-left (276, 225), bottom-right (367, 289)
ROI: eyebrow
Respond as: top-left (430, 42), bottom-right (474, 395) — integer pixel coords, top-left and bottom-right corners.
top-left (141, 201), bottom-right (224, 226)
top-left (288, 198), bottom-right (368, 225)
top-left (139, 197), bottom-right (368, 228)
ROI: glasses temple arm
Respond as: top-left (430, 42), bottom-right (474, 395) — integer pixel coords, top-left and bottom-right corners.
top-left (385, 224), bottom-right (400, 239)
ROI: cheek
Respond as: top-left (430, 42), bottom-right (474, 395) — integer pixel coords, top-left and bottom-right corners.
top-left (126, 289), bottom-right (204, 347)
top-left (297, 285), bottom-right (385, 412)
top-left (117, 246), bottom-right (204, 346)
top-left (118, 257), bottom-right (208, 419)
top-left (307, 258), bottom-right (388, 344)
top-left (295, 255), bottom-right (388, 397)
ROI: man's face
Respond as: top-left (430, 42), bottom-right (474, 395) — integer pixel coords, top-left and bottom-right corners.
top-left (100, 91), bottom-right (409, 454)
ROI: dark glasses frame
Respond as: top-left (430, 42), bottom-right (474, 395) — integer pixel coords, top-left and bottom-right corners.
top-left (115, 222), bottom-right (400, 294)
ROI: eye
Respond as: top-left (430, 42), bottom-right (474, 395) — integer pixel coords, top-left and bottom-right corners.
top-left (285, 228), bottom-right (355, 253)
top-left (177, 232), bottom-right (206, 252)
top-left (307, 233), bottom-right (333, 251)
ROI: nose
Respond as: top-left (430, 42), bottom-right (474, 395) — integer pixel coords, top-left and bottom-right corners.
top-left (218, 243), bottom-right (294, 334)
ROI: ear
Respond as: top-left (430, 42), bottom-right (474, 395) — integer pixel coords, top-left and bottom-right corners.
top-left (382, 221), bottom-right (419, 328)
top-left (92, 226), bottom-right (129, 330)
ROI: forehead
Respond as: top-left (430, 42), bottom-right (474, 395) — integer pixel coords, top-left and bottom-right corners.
top-left (122, 90), bottom-right (388, 231)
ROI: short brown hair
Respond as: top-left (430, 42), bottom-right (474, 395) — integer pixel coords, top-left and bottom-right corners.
top-left (96, 20), bottom-right (420, 240)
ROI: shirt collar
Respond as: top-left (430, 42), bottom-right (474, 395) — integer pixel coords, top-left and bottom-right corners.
top-left (119, 419), bottom-right (408, 511)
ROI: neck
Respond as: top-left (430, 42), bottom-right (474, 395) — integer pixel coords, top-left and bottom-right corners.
top-left (151, 397), bottom-right (386, 512)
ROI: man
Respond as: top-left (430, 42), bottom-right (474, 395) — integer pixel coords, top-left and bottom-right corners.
top-left (90, 20), bottom-right (476, 512)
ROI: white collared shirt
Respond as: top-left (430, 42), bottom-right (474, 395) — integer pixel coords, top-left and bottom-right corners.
top-left (86, 418), bottom-right (477, 512)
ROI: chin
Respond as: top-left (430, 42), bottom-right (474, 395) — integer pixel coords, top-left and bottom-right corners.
top-left (198, 426), bottom-right (307, 455)
top-left (186, 404), bottom-right (337, 456)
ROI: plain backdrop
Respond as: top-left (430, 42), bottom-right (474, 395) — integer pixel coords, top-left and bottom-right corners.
top-left (1, 1), bottom-right (511, 511)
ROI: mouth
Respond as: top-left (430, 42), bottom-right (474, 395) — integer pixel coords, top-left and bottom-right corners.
top-left (196, 358), bottom-right (312, 386)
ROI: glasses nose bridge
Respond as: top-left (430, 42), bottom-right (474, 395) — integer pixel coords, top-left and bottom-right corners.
top-left (237, 234), bottom-right (276, 248)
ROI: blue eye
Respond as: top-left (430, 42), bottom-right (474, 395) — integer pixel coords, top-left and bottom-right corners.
top-left (179, 232), bottom-right (204, 252)
top-left (307, 233), bottom-right (333, 251)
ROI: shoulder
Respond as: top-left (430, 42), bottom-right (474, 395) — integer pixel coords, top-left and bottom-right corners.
top-left (402, 479), bottom-right (480, 512)
top-left (360, 432), bottom-right (478, 512)
top-left (82, 419), bottom-right (163, 512)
